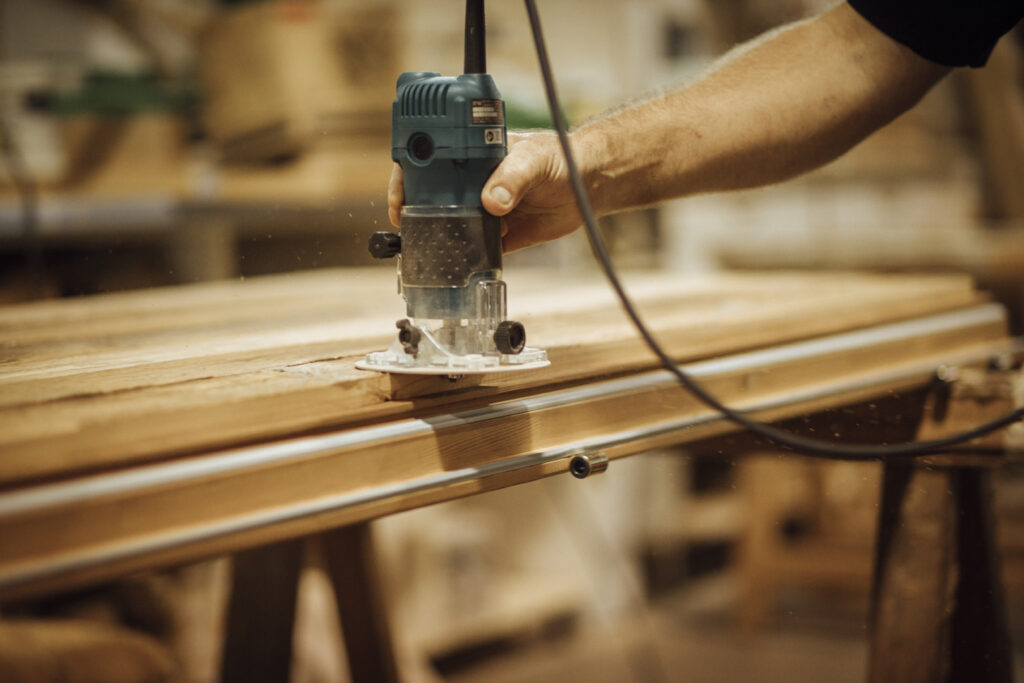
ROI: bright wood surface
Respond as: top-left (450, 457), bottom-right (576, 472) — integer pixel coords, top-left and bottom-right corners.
top-left (0, 268), bottom-right (991, 486)
top-left (0, 268), bottom-right (1013, 599)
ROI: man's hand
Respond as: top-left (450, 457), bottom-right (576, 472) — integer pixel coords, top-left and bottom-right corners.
top-left (388, 132), bottom-right (584, 253)
top-left (389, 4), bottom-right (950, 254)
top-left (480, 132), bottom-right (583, 252)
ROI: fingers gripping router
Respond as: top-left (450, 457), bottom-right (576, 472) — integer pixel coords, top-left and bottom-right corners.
top-left (357, 0), bottom-right (548, 376)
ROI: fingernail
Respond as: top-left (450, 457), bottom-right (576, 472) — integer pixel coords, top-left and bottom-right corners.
top-left (490, 186), bottom-right (512, 207)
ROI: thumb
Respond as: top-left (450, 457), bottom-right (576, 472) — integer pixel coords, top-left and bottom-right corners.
top-left (481, 148), bottom-right (541, 216)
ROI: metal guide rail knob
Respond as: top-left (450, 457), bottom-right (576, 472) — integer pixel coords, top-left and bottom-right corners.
top-left (356, 0), bottom-right (548, 376)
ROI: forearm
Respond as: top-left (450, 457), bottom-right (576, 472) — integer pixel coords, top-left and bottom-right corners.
top-left (574, 2), bottom-right (949, 215)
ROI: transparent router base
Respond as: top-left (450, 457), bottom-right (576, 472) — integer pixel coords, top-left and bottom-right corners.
top-left (356, 330), bottom-right (549, 376)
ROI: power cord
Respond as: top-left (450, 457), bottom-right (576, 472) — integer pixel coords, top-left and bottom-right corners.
top-left (522, 0), bottom-right (1024, 460)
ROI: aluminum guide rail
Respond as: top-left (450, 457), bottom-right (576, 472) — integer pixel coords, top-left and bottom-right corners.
top-left (0, 303), bottom-right (1010, 593)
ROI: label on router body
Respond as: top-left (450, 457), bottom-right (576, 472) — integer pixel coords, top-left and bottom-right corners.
top-left (471, 99), bottom-right (504, 125)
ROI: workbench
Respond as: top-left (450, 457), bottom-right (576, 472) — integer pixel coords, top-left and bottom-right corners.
top-left (0, 268), bottom-right (1018, 682)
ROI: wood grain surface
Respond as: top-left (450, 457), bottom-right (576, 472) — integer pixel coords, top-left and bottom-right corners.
top-left (0, 268), bottom-right (1014, 599)
top-left (0, 268), bottom-right (990, 486)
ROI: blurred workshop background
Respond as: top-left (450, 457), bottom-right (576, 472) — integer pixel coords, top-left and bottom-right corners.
top-left (1, 0), bottom-right (1022, 682)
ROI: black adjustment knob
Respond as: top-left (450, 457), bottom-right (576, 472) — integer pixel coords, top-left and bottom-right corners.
top-left (368, 231), bottom-right (401, 259)
top-left (494, 320), bottom-right (526, 355)
top-left (396, 319), bottom-right (421, 355)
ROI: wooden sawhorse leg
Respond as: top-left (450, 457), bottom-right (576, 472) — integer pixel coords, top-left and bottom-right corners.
top-left (869, 463), bottom-right (1013, 683)
top-left (322, 522), bottom-right (401, 683)
top-left (221, 539), bottom-right (304, 683)
top-left (220, 522), bottom-right (400, 683)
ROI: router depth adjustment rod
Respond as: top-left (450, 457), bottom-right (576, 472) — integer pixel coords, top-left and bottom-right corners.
top-left (359, 0), bottom-right (548, 375)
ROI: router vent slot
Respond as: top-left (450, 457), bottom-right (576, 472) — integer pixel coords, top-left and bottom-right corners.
top-left (401, 83), bottom-right (450, 117)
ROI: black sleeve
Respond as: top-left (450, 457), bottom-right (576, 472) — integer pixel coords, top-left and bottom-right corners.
top-left (847, 0), bottom-right (1023, 68)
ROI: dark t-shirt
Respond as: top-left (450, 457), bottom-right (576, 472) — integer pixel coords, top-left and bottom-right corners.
top-left (847, 0), bottom-right (1023, 67)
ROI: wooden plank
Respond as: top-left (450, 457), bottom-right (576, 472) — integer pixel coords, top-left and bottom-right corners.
top-left (0, 270), bottom-right (971, 371)
top-left (0, 301), bottom-right (1009, 600)
top-left (0, 270), bottom-right (987, 485)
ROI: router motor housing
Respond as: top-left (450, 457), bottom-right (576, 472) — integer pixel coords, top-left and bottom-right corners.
top-left (359, 71), bottom-right (547, 375)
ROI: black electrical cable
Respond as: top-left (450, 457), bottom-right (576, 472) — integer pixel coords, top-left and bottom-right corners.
top-left (465, 0), bottom-right (487, 74)
top-left (522, 0), bottom-right (1024, 460)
